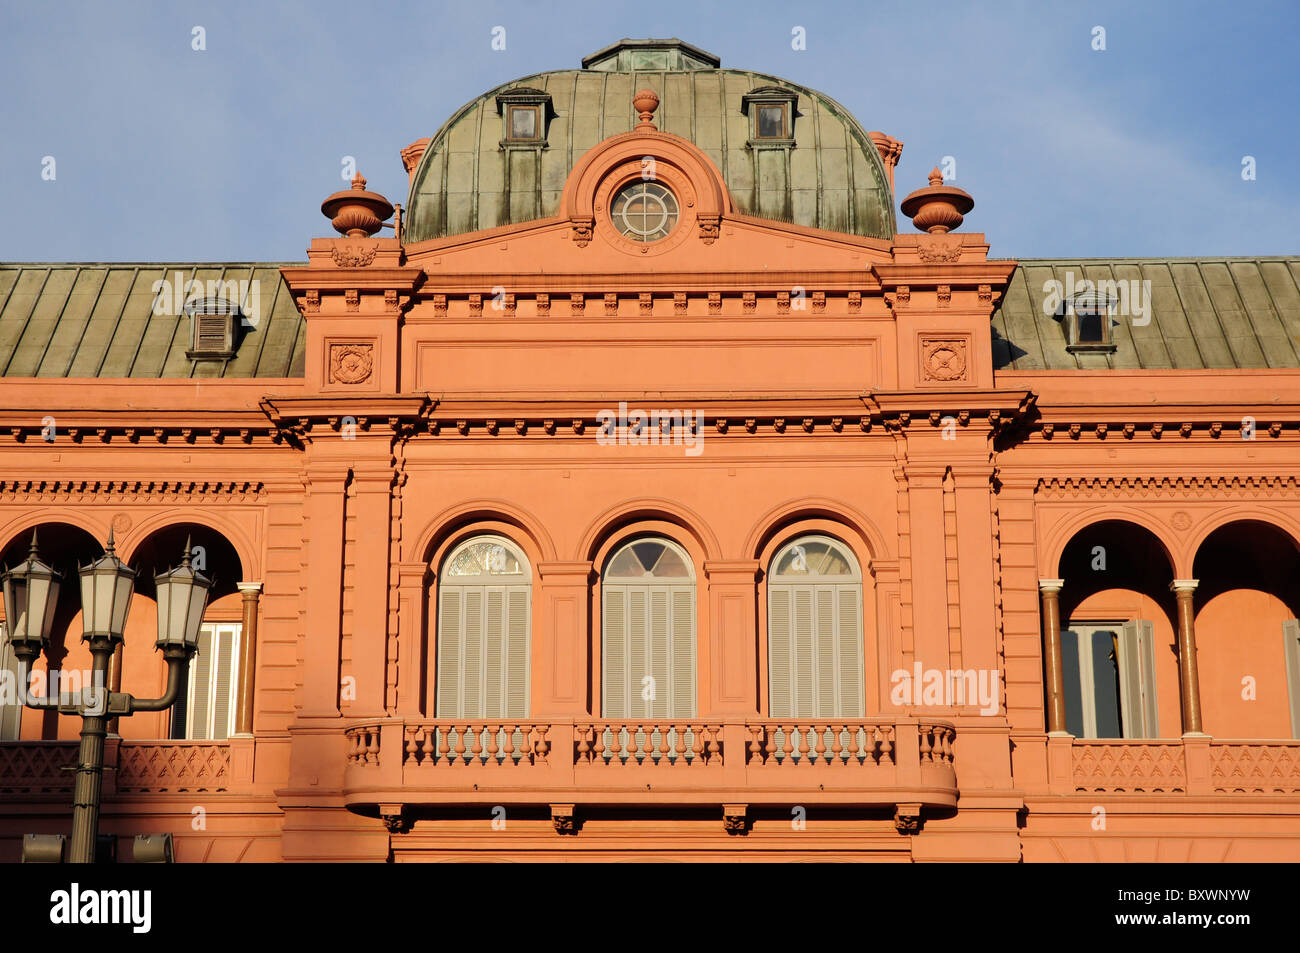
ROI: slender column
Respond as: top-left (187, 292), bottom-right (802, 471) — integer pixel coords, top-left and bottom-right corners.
top-left (1039, 579), bottom-right (1067, 735)
top-left (1172, 579), bottom-right (1204, 735)
top-left (234, 582), bottom-right (262, 737)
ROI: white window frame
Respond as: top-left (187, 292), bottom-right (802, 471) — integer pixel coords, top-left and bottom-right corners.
top-left (1065, 618), bottom-right (1158, 739)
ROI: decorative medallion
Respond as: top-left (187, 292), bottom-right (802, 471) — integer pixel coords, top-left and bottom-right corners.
top-left (1171, 511), bottom-right (1193, 531)
top-left (330, 241), bottom-right (378, 268)
top-left (920, 337), bottom-right (969, 382)
top-left (111, 512), bottom-right (132, 535)
top-left (329, 343), bottom-right (374, 385)
top-left (917, 237), bottom-right (962, 263)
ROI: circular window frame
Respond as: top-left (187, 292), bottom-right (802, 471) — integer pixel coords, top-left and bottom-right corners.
top-left (592, 159), bottom-right (697, 257)
top-left (609, 181), bottom-right (680, 243)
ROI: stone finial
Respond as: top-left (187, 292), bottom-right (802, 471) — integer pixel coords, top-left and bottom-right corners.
top-left (321, 172), bottom-right (395, 238)
top-left (633, 88), bottom-right (660, 131)
top-left (899, 167), bottom-right (974, 234)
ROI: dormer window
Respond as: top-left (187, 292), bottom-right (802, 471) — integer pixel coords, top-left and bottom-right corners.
top-left (185, 297), bottom-right (240, 361)
top-left (756, 103), bottom-right (788, 139)
top-left (508, 104), bottom-right (540, 141)
top-left (1063, 289), bottom-right (1117, 352)
top-left (742, 86), bottom-right (797, 145)
top-left (496, 87), bottom-right (553, 147)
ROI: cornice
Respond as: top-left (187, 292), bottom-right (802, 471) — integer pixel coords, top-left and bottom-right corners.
top-left (1035, 474), bottom-right (1300, 498)
top-left (0, 478), bottom-right (265, 502)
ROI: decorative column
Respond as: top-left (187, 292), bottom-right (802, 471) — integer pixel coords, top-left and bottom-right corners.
top-left (702, 560), bottom-right (761, 717)
top-left (535, 561), bottom-right (594, 716)
top-left (234, 582), bottom-right (262, 737)
top-left (1039, 579), bottom-right (1067, 735)
top-left (1172, 579), bottom-right (1204, 735)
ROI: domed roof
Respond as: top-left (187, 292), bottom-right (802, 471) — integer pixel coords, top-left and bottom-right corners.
top-left (404, 39), bottom-right (897, 243)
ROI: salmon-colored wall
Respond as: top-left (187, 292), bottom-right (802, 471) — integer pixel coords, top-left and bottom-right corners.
top-left (1196, 589), bottom-right (1293, 738)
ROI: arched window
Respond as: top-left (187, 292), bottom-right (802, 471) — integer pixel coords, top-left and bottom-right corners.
top-left (436, 536), bottom-right (531, 718)
top-left (767, 535), bottom-right (864, 717)
top-left (602, 537), bottom-right (696, 718)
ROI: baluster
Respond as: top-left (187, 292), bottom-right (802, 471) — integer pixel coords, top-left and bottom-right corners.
top-left (437, 725), bottom-right (450, 764)
top-left (535, 726), bottom-right (549, 764)
top-left (881, 727), bottom-right (894, 764)
top-left (707, 725), bottom-right (721, 764)
top-left (781, 725), bottom-right (794, 763)
top-left (453, 724), bottom-right (467, 764)
top-left (577, 726), bottom-right (591, 764)
top-left (658, 726), bottom-right (672, 763)
top-left (764, 726), bottom-right (777, 764)
top-left (813, 726), bottom-right (827, 765)
top-left (942, 728), bottom-right (953, 763)
top-left (468, 725), bottom-right (483, 763)
top-left (366, 729), bottom-right (380, 765)
top-left (748, 727), bottom-right (763, 765)
top-left (420, 727), bottom-right (434, 765)
top-left (588, 725), bottom-right (605, 763)
top-left (519, 725), bottom-right (534, 765)
top-left (673, 726), bottom-right (687, 764)
top-left (499, 725), bottom-right (515, 764)
top-left (346, 731), bottom-right (356, 763)
top-left (692, 726), bottom-right (706, 764)
top-left (486, 724), bottom-right (500, 764)
top-left (919, 725), bottom-right (933, 763)
top-left (404, 727), bottom-right (417, 764)
top-left (830, 725), bottom-right (844, 763)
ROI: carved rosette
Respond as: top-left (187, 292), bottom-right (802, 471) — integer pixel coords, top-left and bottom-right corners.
top-left (329, 343), bottom-right (374, 385)
top-left (920, 337), bottom-right (969, 383)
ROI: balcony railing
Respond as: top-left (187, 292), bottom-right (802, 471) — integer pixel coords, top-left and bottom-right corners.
top-left (341, 717), bottom-right (958, 812)
top-left (1055, 737), bottom-right (1300, 796)
top-left (0, 739), bottom-right (248, 798)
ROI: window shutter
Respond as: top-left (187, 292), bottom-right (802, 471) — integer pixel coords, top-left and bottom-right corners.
top-left (485, 588), bottom-right (505, 717)
top-left (604, 588), bottom-right (626, 717)
top-left (1283, 619), bottom-right (1300, 738)
top-left (1119, 620), bottom-right (1158, 738)
top-left (769, 587), bottom-right (793, 718)
top-left (650, 588), bottom-right (669, 718)
top-left (211, 626), bottom-right (238, 740)
top-left (671, 586), bottom-right (694, 718)
top-left (436, 588), bottom-right (462, 717)
top-left (506, 587), bottom-right (529, 718)
top-left (815, 587), bottom-right (836, 715)
top-left (462, 589), bottom-right (483, 717)
top-left (793, 588), bottom-right (814, 716)
top-left (836, 586), bottom-right (864, 717)
top-left (628, 588), bottom-right (647, 716)
top-left (189, 626), bottom-right (213, 740)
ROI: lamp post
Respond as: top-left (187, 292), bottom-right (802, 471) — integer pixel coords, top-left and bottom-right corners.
top-left (1, 531), bottom-right (211, 863)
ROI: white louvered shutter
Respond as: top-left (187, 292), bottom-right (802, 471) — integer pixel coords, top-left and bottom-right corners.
top-left (768, 588), bottom-right (793, 718)
top-left (183, 623), bottom-right (240, 740)
top-left (671, 587), bottom-right (695, 717)
top-left (604, 588), bottom-right (627, 717)
top-left (1119, 619), bottom-right (1158, 738)
top-left (436, 589), bottom-right (462, 717)
top-left (768, 536), bottom-right (866, 719)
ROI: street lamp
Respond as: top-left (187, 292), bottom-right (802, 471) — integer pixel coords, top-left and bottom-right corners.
top-left (1, 531), bottom-right (211, 863)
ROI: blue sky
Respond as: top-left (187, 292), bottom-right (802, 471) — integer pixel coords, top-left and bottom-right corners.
top-left (2, 0), bottom-right (1296, 262)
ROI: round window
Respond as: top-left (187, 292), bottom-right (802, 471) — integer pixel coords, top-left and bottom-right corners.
top-left (610, 181), bottom-right (679, 242)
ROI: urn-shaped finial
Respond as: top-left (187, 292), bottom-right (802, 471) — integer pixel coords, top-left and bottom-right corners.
top-left (899, 167), bottom-right (974, 234)
top-left (633, 88), bottom-right (660, 131)
top-left (321, 172), bottom-right (395, 238)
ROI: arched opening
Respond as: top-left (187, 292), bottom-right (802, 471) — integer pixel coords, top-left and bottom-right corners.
top-left (129, 522), bottom-right (245, 741)
top-left (434, 535), bottom-right (531, 719)
top-left (601, 536), bottom-right (696, 719)
top-left (766, 534), bottom-right (864, 718)
top-left (0, 524), bottom-right (103, 740)
top-left (1192, 520), bottom-right (1300, 738)
top-left (1055, 520), bottom-right (1177, 738)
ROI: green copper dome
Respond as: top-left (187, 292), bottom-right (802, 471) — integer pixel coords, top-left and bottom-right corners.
top-left (404, 39), bottom-right (897, 243)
